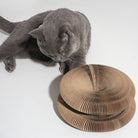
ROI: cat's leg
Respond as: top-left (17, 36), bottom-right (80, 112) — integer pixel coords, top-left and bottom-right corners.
top-left (0, 10), bottom-right (52, 34)
top-left (67, 55), bottom-right (86, 72)
top-left (0, 44), bottom-right (19, 72)
top-left (0, 16), bottom-right (19, 33)
top-left (30, 52), bottom-right (56, 67)
top-left (59, 62), bottom-right (69, 74)
top-left (3, 56), bottom-right (16, 72)
top-left (0, 37), bottom-right (26, 72)
top-left (27, 40), bottom-right (56, 66)
top-left (59, 55), bottom-right (85, 74)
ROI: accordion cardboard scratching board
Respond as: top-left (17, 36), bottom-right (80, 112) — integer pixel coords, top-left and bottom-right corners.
top-left (57, 65), bottom-right (136, 132)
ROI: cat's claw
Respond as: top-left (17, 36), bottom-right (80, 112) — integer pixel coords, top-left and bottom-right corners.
top-left (3, 57), bottom-right (16, 72)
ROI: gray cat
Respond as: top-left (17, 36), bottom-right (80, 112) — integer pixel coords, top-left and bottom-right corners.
top-left (0, 8), bottom-right (91, 73)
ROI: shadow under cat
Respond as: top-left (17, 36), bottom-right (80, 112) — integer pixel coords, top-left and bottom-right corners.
top-left (49, 75), bottom-right (64, 121)
top-left (49, 75), bottom-right (82, 130)
top-left (49, 75), bottom-right (72, 125)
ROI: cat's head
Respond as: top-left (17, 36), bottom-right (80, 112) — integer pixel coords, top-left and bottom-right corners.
top-left (29, 22), bottom-right (80, 62)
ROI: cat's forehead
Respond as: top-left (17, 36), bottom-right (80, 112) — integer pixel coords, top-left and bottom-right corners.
top-left (42, 9), bottom-right (73, 40)
top-left (43, 9), bottom-right (72, 29)
top-left (42, 24), bottom-right (58, 41)
top-left (43, 22), bottom-right (70, 41)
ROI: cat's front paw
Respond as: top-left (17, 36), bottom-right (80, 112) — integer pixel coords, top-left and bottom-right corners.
top-left (59, 62), bottom-right (69, 74)
top-left (59, 62), bottom-right (66, 74)
top-left (3, 56), bottom-right (16, 72)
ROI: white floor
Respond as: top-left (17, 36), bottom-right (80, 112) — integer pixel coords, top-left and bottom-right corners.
top-left (0, 0), bottom-right (138, 138)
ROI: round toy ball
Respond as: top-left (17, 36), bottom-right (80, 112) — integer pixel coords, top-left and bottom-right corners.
top-left (57, 64), bottom-right (136, 132)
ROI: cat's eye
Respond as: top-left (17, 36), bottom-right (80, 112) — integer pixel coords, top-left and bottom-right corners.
top-left (62, 52), bottom-right (66, 56)
top-left (62, 50), bottom-right (67, 56)
top-left (59, 32), bottom-right (68, 42)
top-left (38, 39), bottom-right (42, 43)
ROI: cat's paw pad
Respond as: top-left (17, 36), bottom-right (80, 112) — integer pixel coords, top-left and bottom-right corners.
top-left (3, 57), bottom-right (16, 73)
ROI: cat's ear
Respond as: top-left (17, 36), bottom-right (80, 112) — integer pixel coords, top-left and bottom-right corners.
top-left (28, 28), bottom-right (43, 39)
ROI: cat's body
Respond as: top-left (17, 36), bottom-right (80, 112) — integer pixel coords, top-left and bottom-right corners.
top-left (0, 8), bottom-right (91, 73)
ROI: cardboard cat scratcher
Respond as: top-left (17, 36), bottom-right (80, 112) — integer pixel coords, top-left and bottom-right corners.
top-left (57, 64), bottom-right (136, 132)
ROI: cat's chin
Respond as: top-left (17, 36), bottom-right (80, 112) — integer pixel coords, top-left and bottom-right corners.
top-left (61, 59), bottom-right (67, 62)
top-left (56, 59), bottom-right (66, 62)
top-left (54, 58), bottom-right (67, 62)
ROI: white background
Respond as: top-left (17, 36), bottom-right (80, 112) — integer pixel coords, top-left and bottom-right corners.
top-left (0, 0), bottom-right (138, 138)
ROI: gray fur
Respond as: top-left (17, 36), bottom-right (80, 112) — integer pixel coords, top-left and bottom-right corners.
top-left (0, 8), bottom-right (91, 73)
